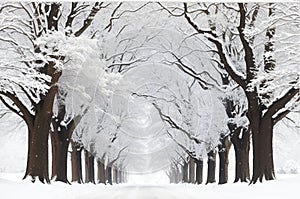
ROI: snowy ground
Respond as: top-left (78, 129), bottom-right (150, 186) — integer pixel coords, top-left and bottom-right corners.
top-left (0, 172), bottom-right (300, 199)
top-left (1, 112), bottom-right (300, 199)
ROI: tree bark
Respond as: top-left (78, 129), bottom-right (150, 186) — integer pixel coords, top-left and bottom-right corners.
top-left (84, 149), bottom-right (95, 183)
top-left (195, 159), bottom-right (203, 184)
top-left (231, 127), bottom-right (250, 182)
top-left (258, 116), bottom-right (275, 181)
top-left (218, 136), bottom-right (231, 184)
top-left (50, 126), bottom-right (70, 183)
top-left (97, 160), bottom-right (106, 184)
top-left (25, 124), bottom-right (50, 183)
top-left (188, 158), bottom-right (195, 183)
top-left (106, 165), bottom-right (113, 185)
top-left (182, 161), bottom-right (189, 183)
top-left (71, 141), bottom-right (83, 183)
top-left (206, 150), bottom-right (216, 184)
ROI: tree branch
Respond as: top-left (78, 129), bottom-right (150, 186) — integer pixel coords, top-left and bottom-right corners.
top-left (265, 87), bottom-right (299, 119)
top-left (182, 3), bottom-right (246, 89)
top-left (273, 109), bottom-right (291, 125)
top-left (108, 146), bottom-right (128, 167)
top-left (0, 91), bottom-right (34, 127)
top-left (167, 130), bottom-right (196, 160)
top-left (74, 2), bottom-right (104, 37)
top-left (65, 2), bottom-right (78, 35)
top-left (0, 95), bottom-right (24, 120)
top-left (237, 3), bottom-right (257, 82)
top-left (153, 103), bottom-right (206, 145)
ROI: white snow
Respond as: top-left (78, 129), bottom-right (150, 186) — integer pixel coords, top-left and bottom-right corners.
top-left (0, 172), bottom-right (300, 199)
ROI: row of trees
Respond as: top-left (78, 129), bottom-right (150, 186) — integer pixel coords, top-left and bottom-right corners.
top-left (153, 2), bottom-right (299, 184)
top-left (0, 2), bottom-right (299, 185)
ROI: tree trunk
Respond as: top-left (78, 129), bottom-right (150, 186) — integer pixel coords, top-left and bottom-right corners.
top-left (175, 165), bottom-right (182, 183)
top-left (182, 161), bottom-right (188, 183)
top-left (258, 116), bottom-right (275, 181)
top-left (71, 141), bottom-right (83, 183)
top-left (84, 149), bottom-right (95, 183)
top-left (218, 136), bottom-right (231, 184)
top-left (231, 127), bottom-right (250, 182)
top-left (50, 127), bottom-right (70, 183)
top-left (117, 168), bottom-right (122, 184)
top-left (97, 160), bottom-right (106, 184)
top-left (245, 90), bottom-right (261, 184)
top-left (188, 158), bottom-right (195, 183)
top-left (22, 63), bottom-right (61, 183)
top-left (25, 127), bottom-right (49, 183)
top-left (106, 165), bottom-right (112, 185)
top-left (206, 150), bottom-right (216, 184)
top-left (113, 167), bottom-right (118, 184)
top-left (247, 91), bottom-right (275, 183)
top-left (195, 159), bottom-right (203, 184)
top-left (23, 106), bottom-right (52, 183)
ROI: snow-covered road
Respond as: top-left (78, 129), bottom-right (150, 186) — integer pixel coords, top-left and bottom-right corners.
top-left (1, 173), bottom-right (300, 199)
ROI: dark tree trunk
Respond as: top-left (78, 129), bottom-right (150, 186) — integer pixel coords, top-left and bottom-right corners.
top-left (97, 160), bottom-right (106, 184)
top-left (25, 124), bottom-right (50, 183)
top-left (195, 159), bottom-right (203, 184)
top-left (218, 136), bottom-right (231, 184)
top-left (188, 158), bottom-right (195, 183)
top-left (106, 165), bottom-right (112, 185)
top-left (247, 91), bottom-right (275, 183)
top-left (182, 161), bottom-right (188, 183)
top-left (50, 126), bottom-right (70, 183)
top-left (258, 116), bottom-right (275, 181)
top-left (71, 141), bottom-right (83, 183)
top-left (84, 149), bottom-right (95, 184)
top-left (23, 104), bottom-right (53, 183)
top-left (231, 127), bottom-right (250, 182)
top-left (22, 63), bottom-right (61, 183)
top-left (206, 150), bottom-right (216, 184)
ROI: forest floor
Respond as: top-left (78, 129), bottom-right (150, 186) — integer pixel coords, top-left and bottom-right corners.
top-left (0, 172), bottom-right (299, 199)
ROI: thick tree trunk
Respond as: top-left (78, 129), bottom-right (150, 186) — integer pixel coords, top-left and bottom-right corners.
top-left (188, 158), bottom-right (195, 183)
top-left (25, 127), bottom-right (49, 183)
top-left (84, 149), bottom-right (95, 183)
top-left (258, 116), bottom-right (275, 181)
top-left (97, 160), bottom-right (106, 184)
top-left (71, 141), bottom-right (83, 183)
top-left (51, 127), bottom-right (70, 183)
top-left (23, 107), bottom-right (52, 183)
top-left (218, 136), bottom-right (231, 184)
top-left (182, 161), bottom-right (189, 183)
top-left (246, 91), bottom-right (276, 183)
top-left (22, 63), bottom-right (61, 183)
top-left (206, 150), bottom-right (216, 184)
top-left (231, 127), bottom-right (250, 182)
top-left (195, 159), bottom-right (203, 184)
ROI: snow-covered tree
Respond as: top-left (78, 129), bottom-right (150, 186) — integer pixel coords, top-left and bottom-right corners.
top-left (0, 2), bottom-right (121, 183)
top-left (158, 2), bottom-right (299, 183)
